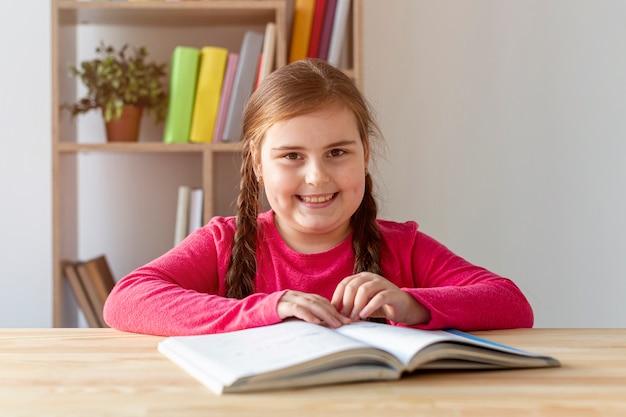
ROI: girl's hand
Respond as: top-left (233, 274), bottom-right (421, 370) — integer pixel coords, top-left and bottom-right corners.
top-left (277, 290), bottom-right (352, 328)
top-left (330, 272), bottom-right (431, 325)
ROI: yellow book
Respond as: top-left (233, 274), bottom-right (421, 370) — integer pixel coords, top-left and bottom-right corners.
top-left (190, 46), bottom-right (229, 143)
top-left (289, 0), bottom-right (316, 63)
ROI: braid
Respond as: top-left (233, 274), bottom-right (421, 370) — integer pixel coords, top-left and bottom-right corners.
top-left (224, 58), bottom-right (384, 299)
top-left (351, 173), bottom-right (383, 275)
top-left (225, 147), bottom-right (259, 299)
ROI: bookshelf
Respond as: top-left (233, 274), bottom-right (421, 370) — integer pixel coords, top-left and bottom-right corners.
top-left (51, 0), bottom-right (363, 327)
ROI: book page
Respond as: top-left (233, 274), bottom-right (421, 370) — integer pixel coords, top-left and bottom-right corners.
top-left (335, 322), bottom-right (559, 370)
top-left (159, 320), bottom-right (372, 386)
top-left (335, 321), bottom-right (455, 366)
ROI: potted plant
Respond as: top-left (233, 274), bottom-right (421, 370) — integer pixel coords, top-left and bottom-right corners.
top-left (65, 42), bottom-right (168, 142)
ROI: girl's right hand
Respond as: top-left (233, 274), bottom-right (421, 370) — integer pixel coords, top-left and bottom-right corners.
top-left (277, 290), bottom-right (352, 328)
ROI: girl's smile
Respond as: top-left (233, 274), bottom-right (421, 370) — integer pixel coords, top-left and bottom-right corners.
top-left (298, 193), bottom-right (337, 205)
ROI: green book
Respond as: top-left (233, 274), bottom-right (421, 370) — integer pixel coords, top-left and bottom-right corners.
top-left (163, 46), bottom-right (200, 144)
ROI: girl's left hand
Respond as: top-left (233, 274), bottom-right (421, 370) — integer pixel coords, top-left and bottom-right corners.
top-left (330, 272), bottom-right (430, 325)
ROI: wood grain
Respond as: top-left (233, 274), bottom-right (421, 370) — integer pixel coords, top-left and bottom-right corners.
top-left (1, 328), bottom-right (625, 416)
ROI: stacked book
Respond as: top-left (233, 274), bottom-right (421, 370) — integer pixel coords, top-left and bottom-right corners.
top-left (163, 25), bottom-right (272, 145)
top-left (63, 255), bottom-right (116, 328)
top-left (162, 0), bottom-right (352, 145)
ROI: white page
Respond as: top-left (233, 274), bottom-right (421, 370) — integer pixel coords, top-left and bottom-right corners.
top-left (159, 320), bottom-right (371, 386)
top-left (336, 321), bottom-right (455, 366)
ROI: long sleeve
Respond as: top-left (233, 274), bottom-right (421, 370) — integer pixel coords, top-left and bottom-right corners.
top-left (384, 225), bottom-right (534, 331)
top-left (103, 217), bottom-right (285, 336)
top-left (104, 213), bottom-right (534, 336)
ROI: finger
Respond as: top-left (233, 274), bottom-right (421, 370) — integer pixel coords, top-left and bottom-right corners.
top-left (332, 275), bottom-right (362, 318)
top-left (307, 297), bottom-right (352, 327)
top-left (291, 293), bottom-right (350, 328)
top-left (349, 279), bottom-right (381, 320)
top-left (357, 290), bottom-right (388, 320)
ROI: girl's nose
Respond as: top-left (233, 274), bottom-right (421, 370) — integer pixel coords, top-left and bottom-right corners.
top-left (305, 160), bottom-right (330, 186)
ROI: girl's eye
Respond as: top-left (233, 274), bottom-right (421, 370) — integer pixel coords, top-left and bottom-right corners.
top-left (329, 149), bottom-right (345, 157)
top-left (283, 152), bottom-right (301, 160)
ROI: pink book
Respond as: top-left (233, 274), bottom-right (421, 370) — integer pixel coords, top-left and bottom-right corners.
top-left (318, 0), bottom-right (337, 61)
top-left (212, 53), bottom-right (239, 143)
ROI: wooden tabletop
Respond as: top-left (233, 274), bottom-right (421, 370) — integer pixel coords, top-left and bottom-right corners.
top-left (1, 328), bottom-right (625, 417)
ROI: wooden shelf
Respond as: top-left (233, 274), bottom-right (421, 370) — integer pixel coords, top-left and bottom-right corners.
top-left (51, 0), bottom-right (362, 327)
top-left (57, 1), bottom-right (285, 27)
top-left (55, 142), bottom-right (243, 153)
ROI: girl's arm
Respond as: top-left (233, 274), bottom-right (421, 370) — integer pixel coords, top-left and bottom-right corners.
top-left (401, 231), bottom-right (534, 331)
top-left (103, 218), bottom-right (285, 336)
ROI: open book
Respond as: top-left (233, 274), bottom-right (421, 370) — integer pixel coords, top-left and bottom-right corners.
top-left (158, 320), bottom-right (560, 394)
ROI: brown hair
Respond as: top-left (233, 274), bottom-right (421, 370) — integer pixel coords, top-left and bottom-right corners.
top-left (225, 58), bottom-right (383, 299)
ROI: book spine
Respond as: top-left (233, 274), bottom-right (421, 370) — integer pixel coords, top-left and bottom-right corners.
top-left (187, 188), bottom-right (204, 235)
top-left (212, 53), bottom-right (239, 143)
top-left (174, 185), bottom-right (191, 246)
top-left (318, 0), bottom-right (337, 61)
top-left (307, 0), bottom-right (328, 58)
top-left (189, 46), bottom-right (229, 143)
top-left (257, 22), bottom-right (277, 87)
top-left (222, 31), bottom-right (264, 142)
top-left (163, 46), bottom-right (200, 144)
top-left (327, 0), bottom-right (351, 67)
top-left (63, 262), bottom-right (100, 328)
top-left (75, 263), bottom-right (107, 328)
top-left (288, 0), bottom-right (316, 63)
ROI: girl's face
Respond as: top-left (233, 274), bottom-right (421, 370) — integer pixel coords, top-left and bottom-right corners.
top-left (257, 104), bottom-right (368, 254)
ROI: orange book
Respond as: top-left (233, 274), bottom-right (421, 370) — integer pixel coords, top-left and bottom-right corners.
top-left (289, 0), bottom-right (316, 63)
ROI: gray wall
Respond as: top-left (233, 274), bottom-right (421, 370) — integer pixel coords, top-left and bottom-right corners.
top-left (1, 0), bottom-right (624, 327)
top-left (0, 1), bottom-right (52, 326)
top-left (363, 0), bottom-right (626, 327)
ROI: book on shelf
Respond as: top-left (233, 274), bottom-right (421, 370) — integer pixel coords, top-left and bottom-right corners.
top-left (174, 185), bottom-right (204, 244)
top-left (221, 31), bottom-right (264, 142)
top-left (317, 0), bottom-right (337, 61)
top-left (189, 46), bottom-right (229, 143)
top-left (212, 53), bottom-right (239, 143)
top-left (307, 0), bottom-right (328, 58)
top-left (163, 46), bottom-right (200, 144)
top-left (75, 255), bottom-right (115, 328)
top-left (158, 319), bottom-right (561, 395)
top-left (63, 261), bottom-right (100, 328)
top-left (327, 0), bottom-right (351, 67)
top-left (174, 185), bottom-right (192, 246)
top-left (187, 187), bottom-right (204, 235)
top-left (256, 22), bottom-right (276, 89)
top-left (288, 0), bottom-right (316, 63)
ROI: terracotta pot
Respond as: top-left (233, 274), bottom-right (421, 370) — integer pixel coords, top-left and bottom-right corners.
top-left (103, 106), bottom-right (143, 142)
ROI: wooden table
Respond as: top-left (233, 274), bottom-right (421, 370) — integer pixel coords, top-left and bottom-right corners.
top-left (0, 328), bottom-right (624, 416)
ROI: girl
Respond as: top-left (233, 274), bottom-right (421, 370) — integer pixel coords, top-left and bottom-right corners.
top-left (103, 59), bottom-right (533, 336)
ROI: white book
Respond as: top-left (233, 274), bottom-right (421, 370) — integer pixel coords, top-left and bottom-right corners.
top-left (257, 22), bottom-right (276, 86)
top-left (173, 185), bottom-right (191, 246)
top-left (222, 31), bottom-right (264, 142)
top-left (327, 0), bottom-right (352, 67)
top-left (187, 188), bottom-right (204, 235)
top-left (158, 320), bottom-right (560, 395)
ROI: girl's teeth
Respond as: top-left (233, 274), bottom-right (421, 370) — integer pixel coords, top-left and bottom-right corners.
top-left (302, 194), bottom-right (333, 203)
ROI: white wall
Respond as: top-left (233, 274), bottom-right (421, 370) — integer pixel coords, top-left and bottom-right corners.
top-left (0, 1), bottom-right (52, 326)
top-left (363, 0), bottom-right (626, 327)
top-left (1, 1), bottom-right (625, 327)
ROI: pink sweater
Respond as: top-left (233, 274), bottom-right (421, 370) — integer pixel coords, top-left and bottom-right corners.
top-left (103, 211), bottom-right (533, 336)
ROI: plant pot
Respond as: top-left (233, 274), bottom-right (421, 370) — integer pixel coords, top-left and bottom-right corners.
top-left (103, 106), bottom-right (143, 142)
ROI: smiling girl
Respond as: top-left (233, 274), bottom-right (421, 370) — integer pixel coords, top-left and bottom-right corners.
top-left (103, 59), bottom-right (533, 336)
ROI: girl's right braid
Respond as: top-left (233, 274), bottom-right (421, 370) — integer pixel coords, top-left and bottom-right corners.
top-left (225, 149), bottom-right (259, 299)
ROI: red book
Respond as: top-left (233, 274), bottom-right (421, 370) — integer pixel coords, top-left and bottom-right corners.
top-left (307, 0), bottom-right (328, 58)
